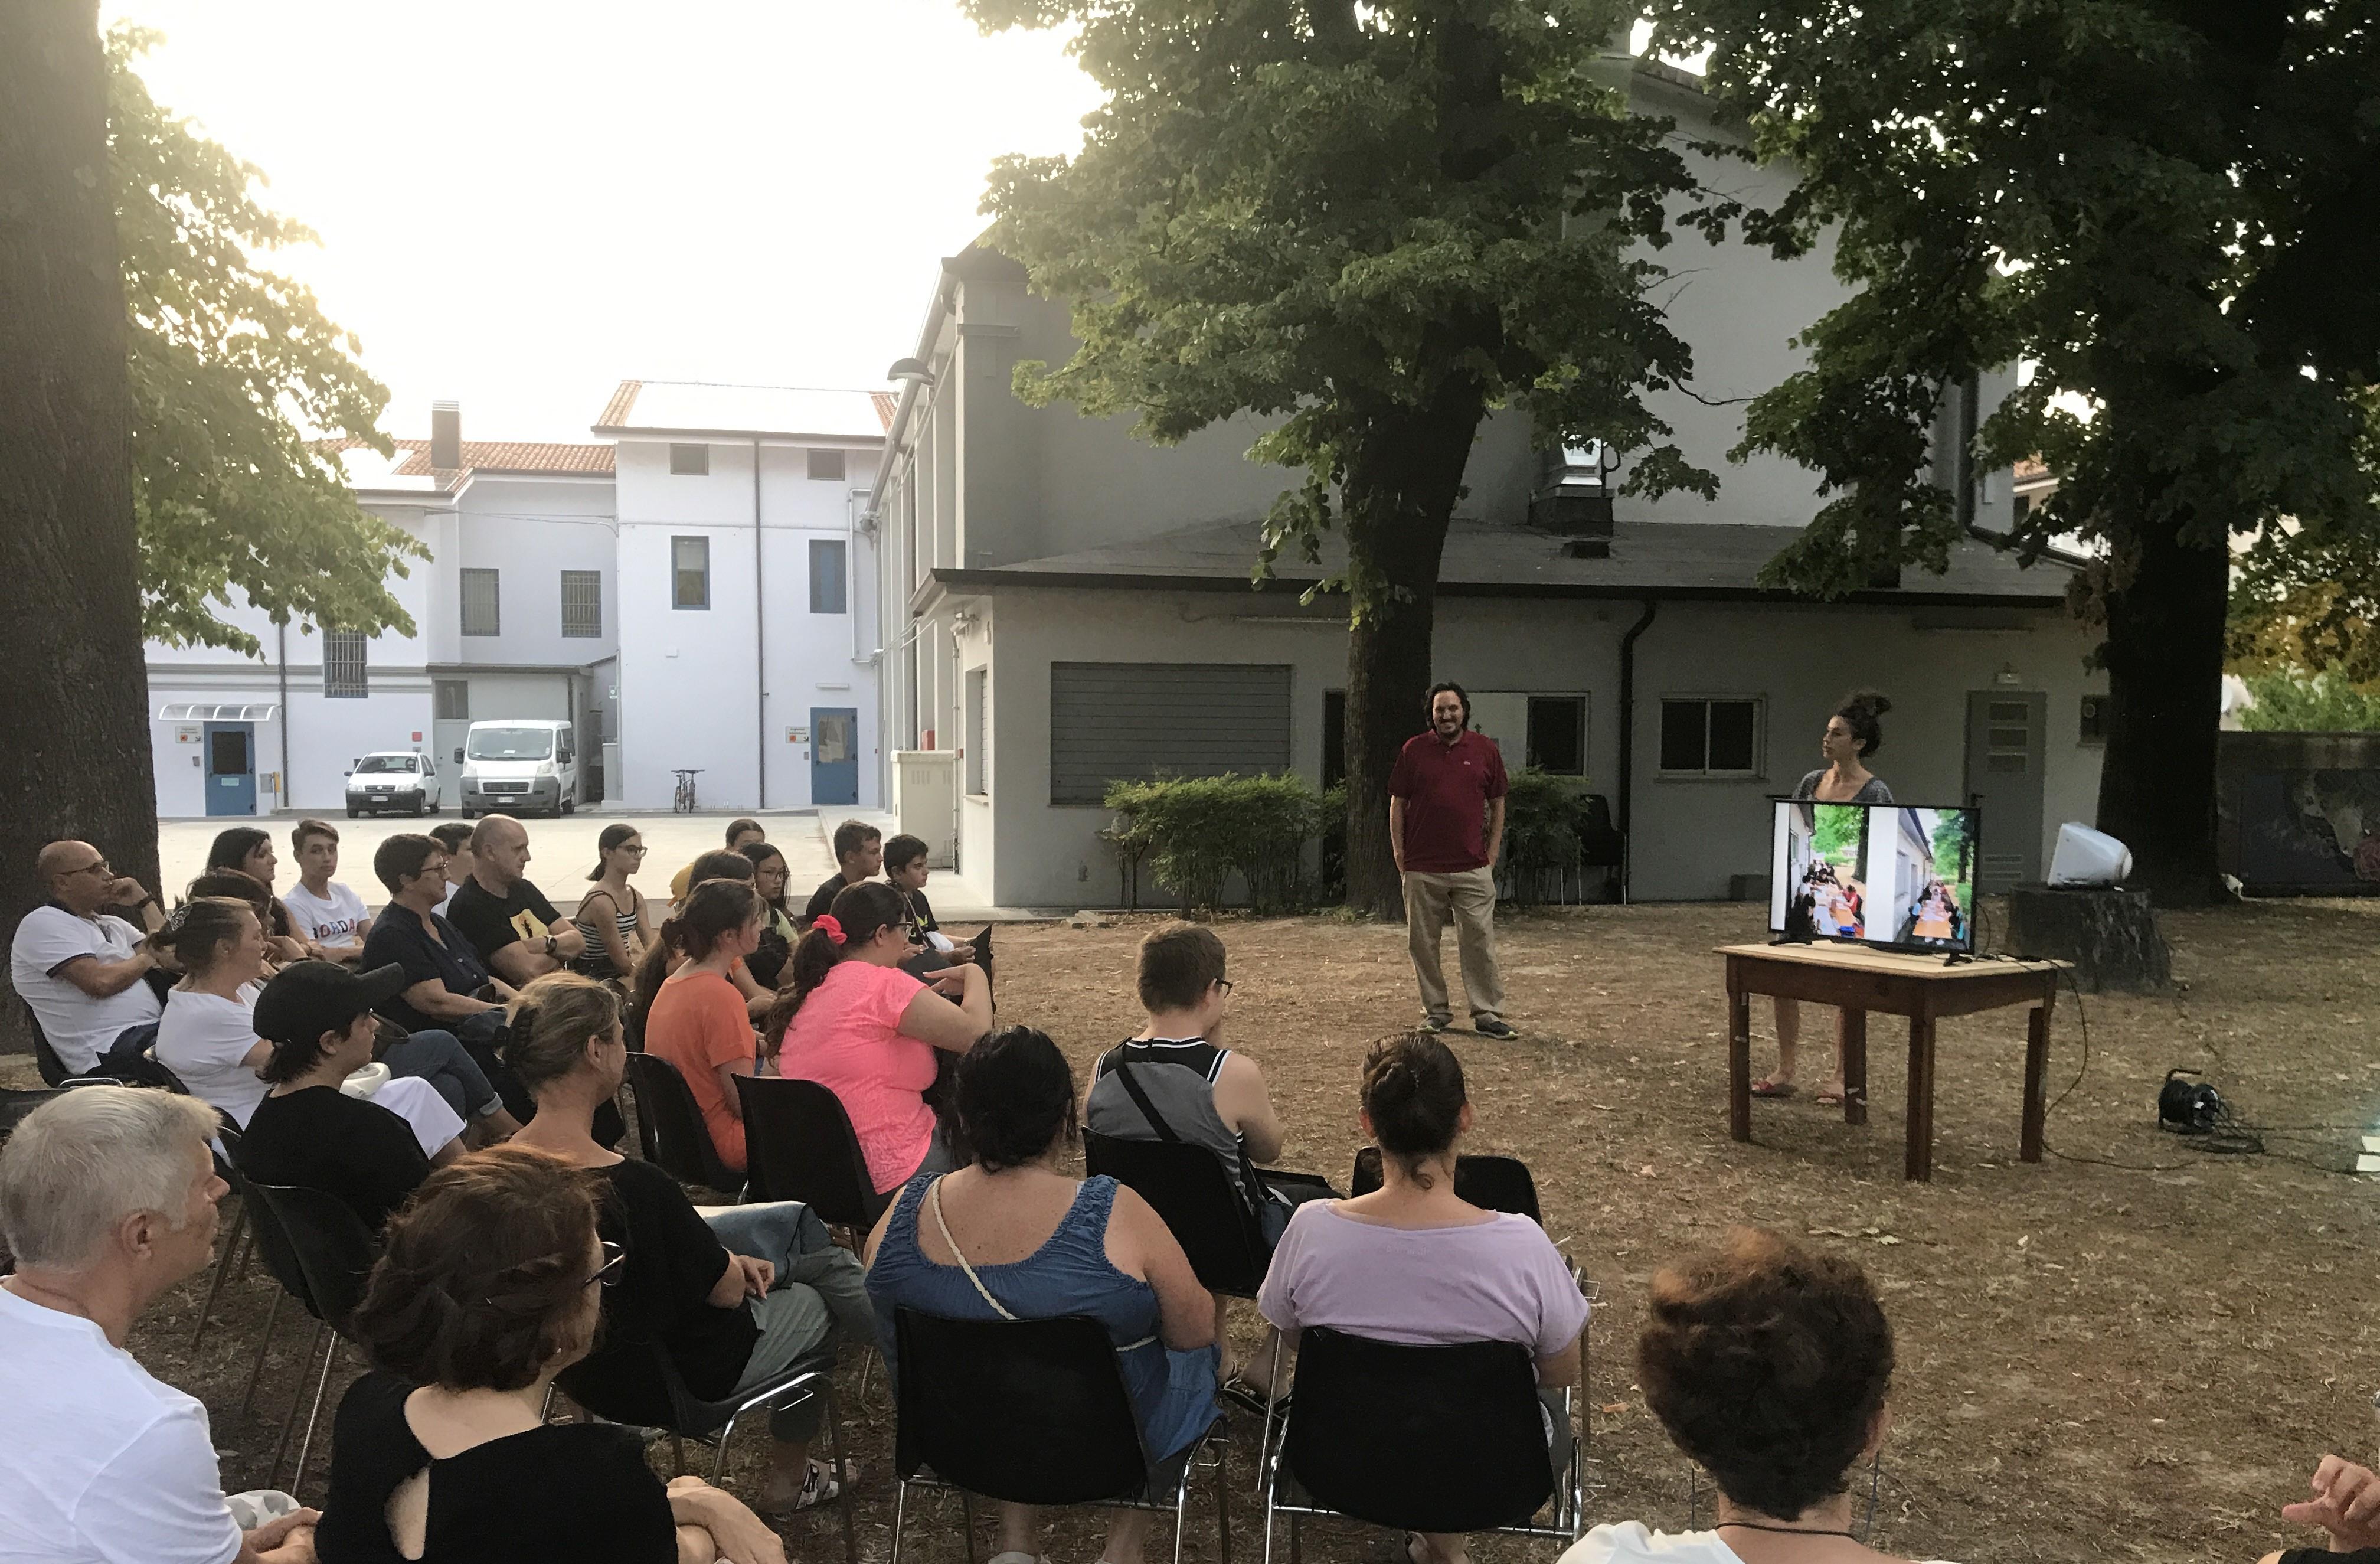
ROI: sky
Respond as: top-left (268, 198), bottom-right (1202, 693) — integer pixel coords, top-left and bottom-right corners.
top-left (106, 1), bottom-right (1104, 443)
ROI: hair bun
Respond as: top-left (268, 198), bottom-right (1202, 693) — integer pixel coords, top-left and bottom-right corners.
top-left (1846, 690), bottom-right (1890, 718)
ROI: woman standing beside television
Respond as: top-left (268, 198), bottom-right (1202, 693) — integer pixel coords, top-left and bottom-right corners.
top-left (1754, 690), bottom-right (1892, 1105)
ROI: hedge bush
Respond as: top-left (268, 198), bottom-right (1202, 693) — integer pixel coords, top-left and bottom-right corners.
top-left (1500, 768), bottom-right (1599, 907)
top-left (1104, 773), bottom-right (1340, 917)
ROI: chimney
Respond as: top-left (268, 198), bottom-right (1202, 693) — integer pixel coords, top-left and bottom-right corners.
top-left (429, 401), bottom-right (462, 470)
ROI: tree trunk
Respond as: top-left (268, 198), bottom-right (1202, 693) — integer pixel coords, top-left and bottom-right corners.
top-left (2094, 510), bottom-right (2229, 907)
top-left (0, 1), bottom-right (156, 1044)
top-left (1340, 395), bottom-right (1487, 918)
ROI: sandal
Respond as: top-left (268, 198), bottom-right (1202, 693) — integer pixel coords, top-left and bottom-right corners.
top-left (757, 1457), bottom-right (858, 1517)
top-left (1749, 1079), bottom-right (1796, 1099)
top-left (1220, 1373), bottom-right (1290, 1419)
top-left (1815, 1084), bottom-right (1846, 1106)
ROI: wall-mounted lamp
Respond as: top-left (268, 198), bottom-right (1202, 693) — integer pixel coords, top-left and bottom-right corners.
top-left (887, 357), bottom-right (936, 388)
top-left (1994, 662), bottom-right (2021, 686)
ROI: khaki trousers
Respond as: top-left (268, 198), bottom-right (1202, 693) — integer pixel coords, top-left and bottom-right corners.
top-left (1402, 866), bottom-right (1505, 1023)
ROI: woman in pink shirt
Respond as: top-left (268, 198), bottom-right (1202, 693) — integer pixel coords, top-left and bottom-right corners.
top-left (766, 882), bottom-right (992, 1217)
top-left (644, 880), bottom-right (766, 1173)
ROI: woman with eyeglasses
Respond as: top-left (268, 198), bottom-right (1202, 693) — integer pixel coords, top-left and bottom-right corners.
top-left (737, 841), bottom-right (799, 989)
top-left (510, 973), bottom-right (871, 1517)
top-left (574, 824), bottom-right (656, 982)
top-left (318, 1146), bottom-right (785, 1564)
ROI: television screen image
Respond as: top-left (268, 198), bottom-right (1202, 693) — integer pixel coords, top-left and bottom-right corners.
top-left (1770, 801), bottom-right (1980, 955)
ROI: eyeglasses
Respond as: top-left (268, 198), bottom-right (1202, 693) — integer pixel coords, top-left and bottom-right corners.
top-left (1215, 979), bottom-right (1235, 998)
top-left (623, 844), bottom-right (648, 855)
top-left (68, 861), bottom-right (112, 879)
top-left (586, 1239), bottom-right (627, 1289)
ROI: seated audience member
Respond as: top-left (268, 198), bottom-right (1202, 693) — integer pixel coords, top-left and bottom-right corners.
top-left (672, 818), bottom-right (766, 906)
top-left (511, 974), bottom-right (869, 1514)
top-left (2261, 1456), bottom-right (2380, 1564)
top-left (643, 882), bottom-right (770, 1175)
top-left (203, 826), bottom-right (309, 963)
top-left (769, 883), bottom-right (993, 1217)
top-left (1261, 1032), bottom-right (1585, 1564)
top-left (280, 819), bottom-right (372, 964)
top-left (1560, 1229), bottom-right (1928, 1564)
top-left (739, 841), bottom-right (800, 989)
top-left (882, 833), bottom-right (992, 985)
top-left (865, 1026), bottom-right (1218, 1564)
top-left (630, 851), bottom-right (773, 1031)
top-left (359, 834), bottom-right (521, 1100)
top-left (0, 1088), bottom-right (321, 1563)
top-left (800, 819), bottom-right (883, 925)
top-left (11, 840), bottom-right (165, 1076)
top-left (236, 962), bottom-right (466, 1234)
top-left (1094, 922), bottom-right (1332, 1393)
top-left (573, 824), bottom-right (655, 983)
top-left (318, 1147), bottom-right (782, 1564)
top-left (426, 822), bottom-right (473, 919)
top-left (443, 815), bottom-right (586, 987)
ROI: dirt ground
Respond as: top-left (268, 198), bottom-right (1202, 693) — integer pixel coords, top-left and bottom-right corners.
top-left (38, 897), bottom-right (2380, 1564)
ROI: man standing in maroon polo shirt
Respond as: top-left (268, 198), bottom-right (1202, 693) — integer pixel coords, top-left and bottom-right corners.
top-left (1387, 681), bottom-right (1515, 1039)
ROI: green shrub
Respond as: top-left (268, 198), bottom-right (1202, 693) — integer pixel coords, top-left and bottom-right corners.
top-left (1103, 773), bottom-right (1336, 917)
top-left (1500, 768), bottom-right (1595, 908)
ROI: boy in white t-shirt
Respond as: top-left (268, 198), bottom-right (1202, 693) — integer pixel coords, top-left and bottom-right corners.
top-left (279, 819), bottom-right (372, 965)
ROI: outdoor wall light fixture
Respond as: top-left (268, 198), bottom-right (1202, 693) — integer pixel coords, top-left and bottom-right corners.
top-left (887, 357), bottom-right (936, 386)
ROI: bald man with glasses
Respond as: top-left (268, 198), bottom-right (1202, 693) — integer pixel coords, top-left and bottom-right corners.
top-left (10, 842), bottom-right (168, 1075)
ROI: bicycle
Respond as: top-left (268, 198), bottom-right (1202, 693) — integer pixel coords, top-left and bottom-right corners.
top-left (672, 769), bottom-right (702, 814)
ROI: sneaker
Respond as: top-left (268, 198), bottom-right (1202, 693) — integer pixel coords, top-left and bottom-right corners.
top-left (1473, 1018), bottom-right (1518, 1040)
top-left (1421, 1014), bottom-right (1453, 1033)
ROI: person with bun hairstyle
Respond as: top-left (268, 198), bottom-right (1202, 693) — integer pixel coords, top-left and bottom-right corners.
top-left (864, 1026), bottom-right (1217, 1564)
top-left (1558, 1228), bottom-right (1936, 1564)
top-left (317, 1146), bottom-right (786, 1564)
top-left (573, 823), bottom-right (654, 982)
top-left (1757, 691), bottom-right (1895, 1105)
top-left (767, 881), bottom-right (993, 1218)
top-left (151, 897), bottom-right (279, 1128)
top-left (1258, 1031), bottom-right (1586, 1564)
top-left (509, 974), bottom-right (872, 1517)
top-left (643, 880), bottom-right (771, 1175)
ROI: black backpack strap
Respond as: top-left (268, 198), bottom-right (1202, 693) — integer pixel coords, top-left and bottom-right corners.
top-left (1109, 1051), bottom-right (1181, 1144)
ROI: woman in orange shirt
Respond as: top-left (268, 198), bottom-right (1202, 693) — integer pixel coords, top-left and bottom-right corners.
top-left (644, 880), bottom-right (766, 1173)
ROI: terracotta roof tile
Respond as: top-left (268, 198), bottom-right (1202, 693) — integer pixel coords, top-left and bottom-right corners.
top-left (594, 380), bottom-right (642, 430)
top-left (385, 439), bottom-right (615, 476)
top-left (871, 391), bottom-right (897, 432)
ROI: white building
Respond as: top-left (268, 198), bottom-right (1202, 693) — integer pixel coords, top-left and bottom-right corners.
top-left (145, 383), bottom-right (888, 819)
top-left (597, 381), bottom-right (889, 812)
top-left (868, 61), bottom-right (2109, 909)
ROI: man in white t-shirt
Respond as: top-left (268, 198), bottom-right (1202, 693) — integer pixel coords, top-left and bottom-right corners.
top-left (277, 821), bottom-right (371, 965)
top-left (0, 1088), bottom-right (319, 1563)
top-left (9, 842), bottom-right (167, 1075)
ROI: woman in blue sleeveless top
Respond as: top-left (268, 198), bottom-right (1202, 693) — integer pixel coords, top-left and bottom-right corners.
top-left (866, 1026), bottom-right (1218, 1564)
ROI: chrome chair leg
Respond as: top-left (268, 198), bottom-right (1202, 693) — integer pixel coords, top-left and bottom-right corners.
top-left (290, 1337), bottom-right (341, 1496)
top-left (191, 1205), bottom-right (251, 1352)
top-left (891, 1480), bottom-right (911, 1564)
top-left (671, 1432), bottom-right (688, 1475)
top-left (237, 1289), bottom-right (285, 1421)
top-left (708, 1412), bottom-right (738, 1485)
top-left (825, 1379), bottom-right (858, 1564)
top-left (959, 1491), bottom-right (979, 1564)
top-left (1254, 1333), bottom-right (1286, 1495)
top-left (1215, 1439), bottom-right (1231, 1564)
top-left (269, 1321), bottom-right (328, 1485)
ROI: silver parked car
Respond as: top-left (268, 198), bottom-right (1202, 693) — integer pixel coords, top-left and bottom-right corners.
top-left (344, 750), bottom-right (443, 818)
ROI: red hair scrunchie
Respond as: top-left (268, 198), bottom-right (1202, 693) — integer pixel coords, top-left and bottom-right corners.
top-left (814, 913), bottom-right (846, 946)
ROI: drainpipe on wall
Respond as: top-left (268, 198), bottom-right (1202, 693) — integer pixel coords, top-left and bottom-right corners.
top-left (274, 612), bottom-right (291, 811)
top-left (1615, 597), bottom-right (1660, 903)
top-left (754, 439), bottom-right (766, 811)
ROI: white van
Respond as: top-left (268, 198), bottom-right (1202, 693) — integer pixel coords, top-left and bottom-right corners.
top-left (457, 720), bottom-right (578, 819)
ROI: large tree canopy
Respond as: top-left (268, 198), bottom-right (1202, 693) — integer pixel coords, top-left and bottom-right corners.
top-left (962, 0), bottom-right (1721, 912)
top-left (1642, 0), bottom-right (2380, 903)
top-left (110, 24), bottom-right (421, 653)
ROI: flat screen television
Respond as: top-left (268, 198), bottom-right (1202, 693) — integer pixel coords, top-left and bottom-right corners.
top-left (1768, 800), bottom-right (1981, 955)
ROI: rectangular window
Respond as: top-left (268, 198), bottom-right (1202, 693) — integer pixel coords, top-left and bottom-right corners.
top-left (1525, 695), bottom-right (1588, 775)
top-left (807, 448), bottom-right (846, 482)
top-left (965, 667), bottom-right (988, 795)
top-left (668, 443), bottom-right (709, 475)
top-left (672, 536), bottom-right (710, 609)
top-left (459, 569), bottom-right (500, 636)
top-left (1658, 697), bottom-right (1764, 778)
top-left (434, 678), bottom-right (469, 720)
top-left (322, 631), bottom-right (367, 698)
top-left (809, 538), bottom-right (848, 615)
top-left (1050, 662), bottom-right (1293, 805)
top-left (560, 570), bottom-right (602, 638)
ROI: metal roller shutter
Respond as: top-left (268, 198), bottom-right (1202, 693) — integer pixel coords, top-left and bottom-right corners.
top-left (1050, 662), bottom-right (1294, 805)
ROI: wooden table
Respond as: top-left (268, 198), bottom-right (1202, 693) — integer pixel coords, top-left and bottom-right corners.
top-left (1719, 943), bottom-right (2071, 1181)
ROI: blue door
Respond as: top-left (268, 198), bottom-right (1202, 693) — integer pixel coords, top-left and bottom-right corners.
top-left (202, 723), bottom-right (257, 817)
top-left (810, 708), bottom-right (858, 807)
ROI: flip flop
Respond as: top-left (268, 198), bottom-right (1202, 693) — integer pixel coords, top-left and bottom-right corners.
top-left (1815, 1086), bottom-right (1846, 1106)
top-left (1750, 1079), bottom-right (1796, 1098)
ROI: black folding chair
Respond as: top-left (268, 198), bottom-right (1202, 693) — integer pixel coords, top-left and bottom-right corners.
top-left (1260, 1325), bottom-right (1585, 1564)
top-left (247, 1183), bottom-right (380, 1497)
top-left (0, 1086), bottom-right (63, 1145)
top-left (625, 1052), bottom-right (743, 1197)
top-left (1348, 1148), bottom-right (1544, 1224)
top-left (21, 1003), bottom-right (116, 1088)
top-left (734, 1075), bottom-right (878, 1232)
top-left (1083, 1131), bottom-right (1270, 1298)
top-left (890, 1308), bottom-right (1230, 1564)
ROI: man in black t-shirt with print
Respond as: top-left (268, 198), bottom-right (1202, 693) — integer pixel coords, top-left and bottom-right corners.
top-left (801, 819), bottom-right (884, 926)
top-left (444, 815), bottom-right (585, 987)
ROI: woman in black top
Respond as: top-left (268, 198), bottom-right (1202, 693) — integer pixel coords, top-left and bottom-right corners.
top-left (201, 827), bottom-right (310, 963)
top-left (508, 972), bottom-right (872, 1516)
top-left (318, 1147), bottom-right (781, 1564)
top-left (739, 841), bottom-right (799, 989)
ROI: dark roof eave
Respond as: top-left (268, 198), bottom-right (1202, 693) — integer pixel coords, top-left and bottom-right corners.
top-left (925, 565), bottom-right (2071, 610)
